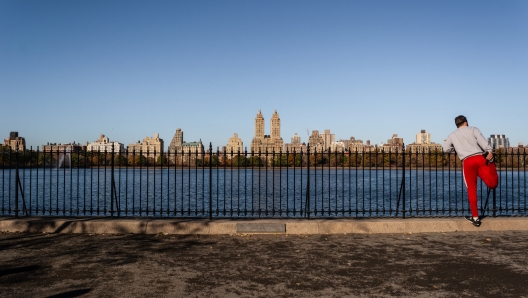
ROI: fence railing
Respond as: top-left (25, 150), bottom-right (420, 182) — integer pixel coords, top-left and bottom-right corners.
top-left (1, 144), bottom-right (526, 218)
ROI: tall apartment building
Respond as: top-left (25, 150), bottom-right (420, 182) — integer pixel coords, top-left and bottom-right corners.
top-left (3, 131), bottom-right (26, 151)
top-left (320, 129), bottom-right (335, 150)
top-left (407, 130), bottom-right (441, 153)
top-left (87, 134), bottom-right (124, 153)
top-left (250, 109), bottom-right (284, 153)
top-left (224, 133), bottom-right (243, 156)
top-left (308, 130), bottom-right (325, 152)
top-left (415, 129), bottom-right (431, 144)
top-left (168, 128), bottom-right (204, 161)
top-left (488, 134), bottom-right (510, 149)
top-left (127, 133), bottom-right (164, 158)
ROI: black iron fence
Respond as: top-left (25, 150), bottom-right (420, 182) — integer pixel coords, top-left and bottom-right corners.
top-left (1, 144), bottom-right (526, 218)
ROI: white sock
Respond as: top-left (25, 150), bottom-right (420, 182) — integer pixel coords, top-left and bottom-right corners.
top-left (473, 217), bottom-right (479, 220)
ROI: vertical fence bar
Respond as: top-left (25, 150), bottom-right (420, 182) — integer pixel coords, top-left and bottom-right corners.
top-left (306, 145), bottom-right (310, 218)
top-left (110, 147), bottom-right (114, 217)
top-left (402, 144), bottom-right (406, 219)
top-left (63, 147), bottom-right (66, 216)
top-left (154, 149), bottom-right (157, 217)
top-left (279, 148), bottom-right (282, 217)
top-left (287, 148), bottom-right (290, 217)
top-left (380, 148), bottom-right (385, 216)
top-left (237, 149), bottom-right (241, 217)
top-left (15, 147), bottom-right (19, 218)
top-left (1, 149), bottom-right (4, 215)
top-left (104, 147), bottom-right (107, 216)
top-left (265, 149), bottom-right (269, 217)
top-left (244, 147), bottom-right (248, 217)
top-left (299, 148), bottom-right (302, 216)
top-left (271, 148), bottom-right (275, 216)
top-left (522, 148), bottom-right (528, 215)
top-left (251, 148), bottom-right (255, 217)
top-left (209, 143), bottom-right (213, 219)
top-left (355, 148), bottom-right (358, 218)
top-left (201, 148), bottom-right (205, 217)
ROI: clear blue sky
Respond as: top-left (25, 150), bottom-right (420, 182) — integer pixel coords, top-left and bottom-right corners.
top-left (1, 0), bottom-right (527, 150)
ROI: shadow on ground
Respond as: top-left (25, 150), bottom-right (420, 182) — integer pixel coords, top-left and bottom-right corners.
top-left (1, 231), bottom-right (528, 297)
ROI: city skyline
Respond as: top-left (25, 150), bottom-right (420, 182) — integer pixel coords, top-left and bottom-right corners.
top-left (3, 117), bottom-right (523, 152)
top-left (1, 1), bottom-right (527, 149)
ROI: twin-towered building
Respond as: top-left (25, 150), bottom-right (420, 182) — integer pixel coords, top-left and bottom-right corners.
top-left (250, 109), bottom-right (284, 153)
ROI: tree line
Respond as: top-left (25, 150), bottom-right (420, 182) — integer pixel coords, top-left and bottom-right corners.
top-left (1, 146), bottom-right (526, 169)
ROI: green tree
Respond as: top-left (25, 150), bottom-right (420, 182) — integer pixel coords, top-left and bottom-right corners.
top-left (129, 155), bottom-right (147, 166)
top-left (232, 155), bottom-right (248, 167)
top-left (156, 155), bottom-right (168, 166)
top-left (71, 153), bottom-right (90, 168)
top-left (38, 152), bottom-right (55, 167)
top-left (248, 156), bottom-right (262, 166)
top-left (272, 155), bottom-right (287, 167)
top-left (206, 155), bottom-right (219, 166)
top-left (115, 155), bottom-right (128, 166)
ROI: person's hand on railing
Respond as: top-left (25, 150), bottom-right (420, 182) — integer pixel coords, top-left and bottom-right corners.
top-left (486, 152), bottom-right (494, 161)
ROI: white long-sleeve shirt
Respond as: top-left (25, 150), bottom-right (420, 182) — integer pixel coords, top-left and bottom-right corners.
top-left (443, 126), bottom-right (492, 160)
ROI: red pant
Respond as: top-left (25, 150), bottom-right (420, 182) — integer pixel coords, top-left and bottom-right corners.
top-left (463, 155), bottom-right (499, 217)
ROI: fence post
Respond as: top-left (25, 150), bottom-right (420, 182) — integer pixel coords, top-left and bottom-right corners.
top-left (306, 144), bottom-right (310, 218)
top-left (13, 144), bottom-right (27, 217)
top-left (402, 144), bottom-right (406, 219)
top-left (14, 146), bottom-right (18, 218)
top-left (209, 142), bottom-right (213, 220)
top-left (492, 145), bottom-right (497, 217)
top-left (110, 145), bottom-right (116, 217)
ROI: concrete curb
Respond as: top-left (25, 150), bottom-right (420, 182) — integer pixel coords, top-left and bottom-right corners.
top-left (2, 217), bottom-right (528, 235)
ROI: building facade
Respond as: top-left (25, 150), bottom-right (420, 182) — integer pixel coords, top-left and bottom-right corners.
top-left (415, 129), bottom-right (431, 144)
top-left (407, 130), bottom-right (441, 153)
top-left (224, 133), bottom-right (244, 156)
top-left (127, 133), bottom-right (164, 157)
top-left (321, 129), bottom-right (335, 150)
top-left (41, 142), bottom-right (85, 153)
top-left (3, 131), bottom-right (26, 151)
top-left (330, 141), bottom-right (346, 153)
top-left (308, 130), bottom-right (325, 152)
top-left (250, 109), bottom-right (284, 154)
top-left (382, 134), bottom-right (404, 152)
top-left (284, 133), bottom-right (307, 153)
top-left (87, 134), bottom-right (124, 153)
top-left (346, 137), bottom-right (375, 152)
top-left (168, 128), bottom-right (204, 161)
top-left (489, 134), bottom-right (510, 149)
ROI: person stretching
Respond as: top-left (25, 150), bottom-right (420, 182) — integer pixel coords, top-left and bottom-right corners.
top-left (443, 115), bottom-right (499, 227)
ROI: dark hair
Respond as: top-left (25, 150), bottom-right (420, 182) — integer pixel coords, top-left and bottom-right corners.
top-left (455, 115), bottom-right (467, 128)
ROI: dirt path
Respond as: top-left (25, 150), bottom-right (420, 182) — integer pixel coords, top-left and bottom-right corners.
top-left (1, 231), bottom-right (528, 297)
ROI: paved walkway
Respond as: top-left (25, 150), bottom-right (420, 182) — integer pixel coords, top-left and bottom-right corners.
top-left (1, 216), bottom-right (528, 235)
